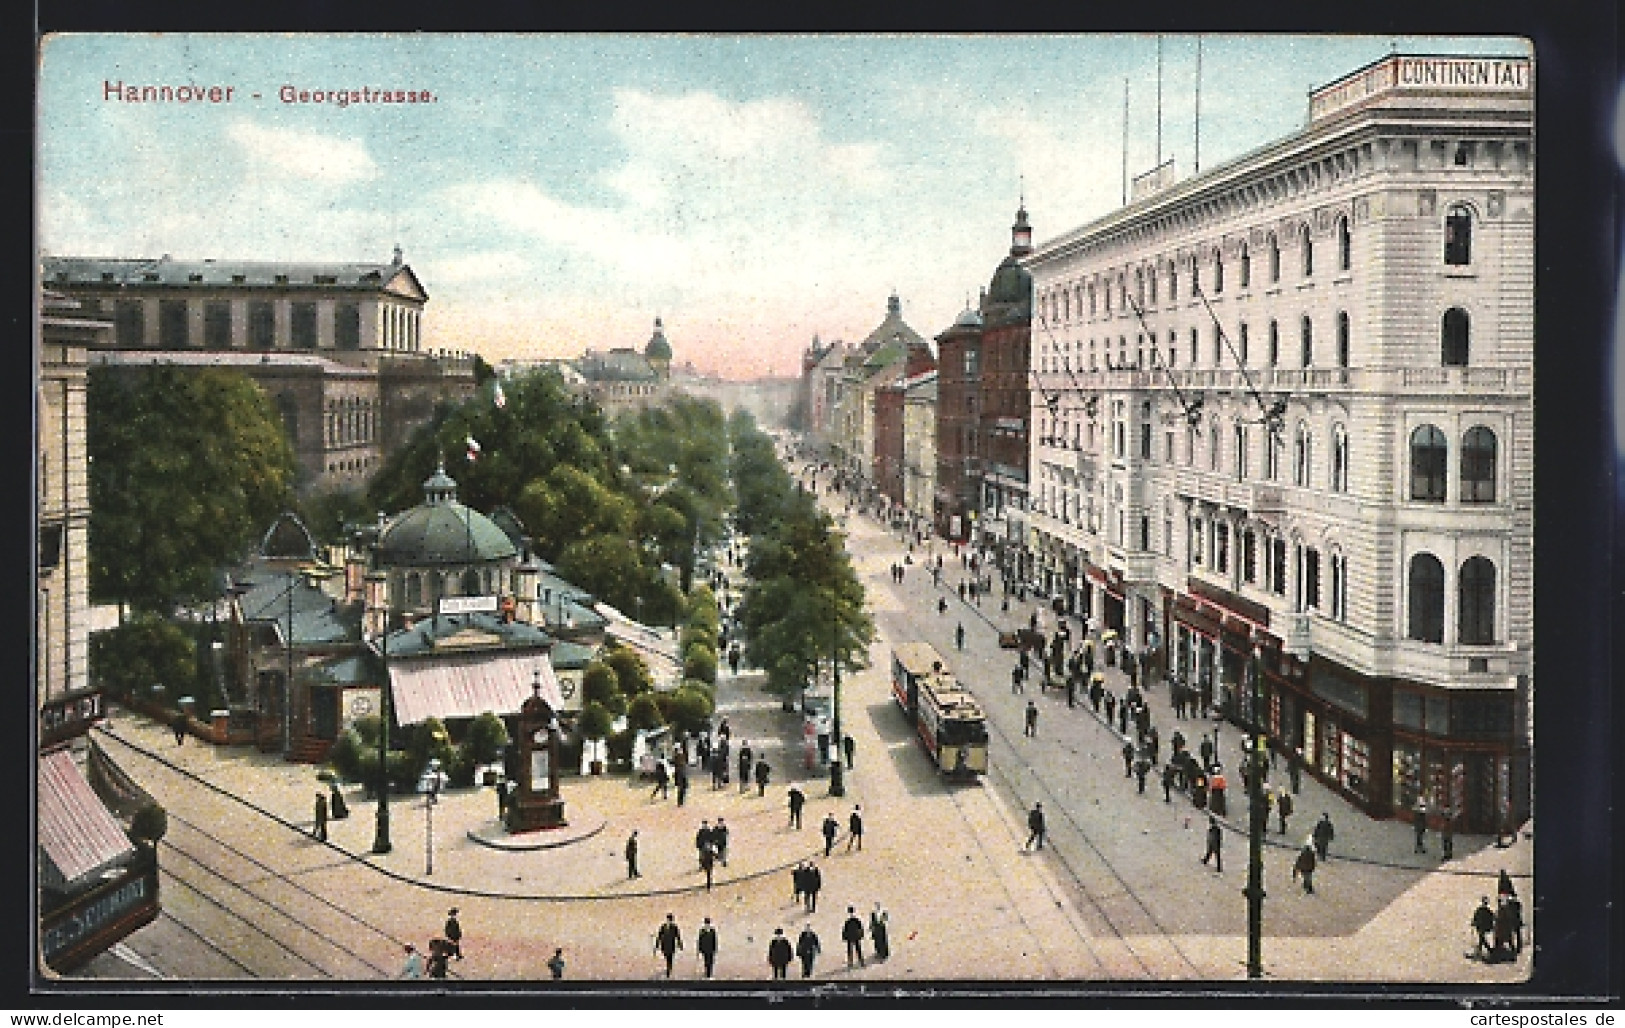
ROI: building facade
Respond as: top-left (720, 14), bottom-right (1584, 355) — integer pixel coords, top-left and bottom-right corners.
top-left (900, 370), bottom-right (939, 527)
top-left (933, 306), bottom-right (983, 540)
top-left (1023, 53), bottom-right (1533, 832)
top-left (41, 250), bottom-right (476, 495)
top-left (575, 318), bottom-right (676, 417)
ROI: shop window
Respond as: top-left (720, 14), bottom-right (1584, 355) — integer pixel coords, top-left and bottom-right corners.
top-left (1445, 205), bottom-right (1473, 266)
top-left (1458, 556), bottom-right (1497, 644)
top-left (1442, 307), bottom-right (1470, 366)
top-left (1460, 426), bottom-right (1497, 503)
top-left (1407, 552), bottom-right (1445, 643)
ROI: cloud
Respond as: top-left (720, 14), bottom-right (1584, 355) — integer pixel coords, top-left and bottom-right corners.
top-left (225, 121), bottom-right (379, 183)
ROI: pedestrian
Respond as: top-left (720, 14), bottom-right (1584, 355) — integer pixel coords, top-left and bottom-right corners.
top-left (792, 862), bottom-right (807, 905)
top-left (695, 819), bottom-right (714, 867)
top-left (1162, 761), bottom-right (1176, 802)
top-left (1277, 788), bottom-right (1294, 835)
top-left (1413, 797), bottom-right (1429, 853)
top-left (547, 947), bottom-right (566, 980)
top-left (847, 804), bottom-right (864, 852)
top-left (651, 759), bottom-right (670, 800)
top-left (400, 944), bottom-right (423, 979)
top-left (870, 903), bottom-right (891, 961)
top-left (1313, 813), bottom-right (1335, 861)
top-left (822, 812), bottom-right (839, 857)
top-left (1090, 674), bottom-right (1103, 712)
top-left (755, 758), bottom-right (771, 796)
top-left (805, 861), bottom-right (822, 912)
top-left (1292, 842), bottom-right (1317, 894)
top-left (795, 923), bottom-right (822, 978)
top-left (1104, 691), bottom-right (1117, 726)
top-left (444, 908), bottom-right (463, 960)
top-left (788, 785), bottom-right (805, 829)
top-left (1505, 893), bottom-right (1525, 954)
top-left (1199, 734), bottom-right (1214, 768)
top-left (1025, 802), bottom-right (1046, 850)
top-left (496, 776), bottom-right (511, 820)
top-left (718, 717), bottom-right (731, 743)
top-left (768, 928), bottom-right (794, 980)
top-left (1497, 869), bottom-right (1517, 904)
top-left (171, 711), bottom-right (186, 746)
top-left (1066, 675), bottom-right (1077, 709)
top-left (1209, 765), bottom-right (1228, 817)
top-left (329, 782), bottom-right (349, 820)
top-left (955, 622), bottom-right (965, 650)
top-left (1024, 701), bottom-right (1039, 738)
top-left (654, 913), bottom-right (683, 977)
top-left (425, 939), bottom-right (450, 979)
top-left (938, 597), bottom-right (948, 615)
top-left (1121, 739), bottom-right (1135, 777)
top-left (626, 829), bottom-right (641, 879)
top-left (843, 733), bottom-right (856, 770)
top-left (1135, 754), bottom-right (1150, 794)
top-left (841, 906), bottom-right (867, 967)
top-left (713, 817), bottom-right (730, 866)
top-left (674, 762), bottom-right (690, 806)
top-left (739, 744), bottom-right (753, 792)
top-left (1472, 897), bottom-right (1497, 959)
top-left (1012, 665), bottom-right (1025, 694)
top-left (1201, 815), bottom-right (1224, 872)
top-left (728, 645), bottom-right (741, 676)
top-left (699, 843), bottom-right (716, 890)
top-left (697, 918), bottom-right (719, 977)
top-left (1441, 808), bottom-right (1455, 860)
top-left (1288, 752), bottom-right (1302, 794)
top-left (312, 792), bottom-right (329, 842)
top-left (1119, 700), bottom-right (1130, 735)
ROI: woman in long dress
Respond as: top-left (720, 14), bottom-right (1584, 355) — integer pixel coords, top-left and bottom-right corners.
top-left (870, 903), bottom-right (890, 961)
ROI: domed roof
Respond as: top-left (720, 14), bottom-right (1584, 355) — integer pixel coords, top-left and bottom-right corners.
top-left (954, 306), bottom-right (984, 329)
top-left (985, 255), bottom-right (1032, 310)
top-left (375, 464), bottom-right (518, 567)
top-left (644, 317), bottom-right (673, 362)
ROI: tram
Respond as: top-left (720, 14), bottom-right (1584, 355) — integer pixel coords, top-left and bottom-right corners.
top-left (891, 643), bottom-right (989, 778)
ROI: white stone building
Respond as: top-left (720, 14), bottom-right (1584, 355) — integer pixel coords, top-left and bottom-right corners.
top-left (1023, 52), bottom-right (1533, 830)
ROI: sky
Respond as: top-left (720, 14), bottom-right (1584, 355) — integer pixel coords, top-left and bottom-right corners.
top-left (37, 34), bottom-right (1529, 380)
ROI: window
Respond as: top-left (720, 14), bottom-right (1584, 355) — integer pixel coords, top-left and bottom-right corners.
top-left (1139, 515), bottom-right (1151, 551)
top-left (1238, 323), bottom-right (1249, 365)
top-left (337, 303), bottom-right (361, 350)
top-left (1461, 426), bottom-right (1498, 503)
top-left (1407, 553), bottom-right (1446, 643)
top-left (1239, 243), bottom-right (1251, 288)
top-left (1140, 402), bottom-right (1152, 459)
top-left (1293, 424), bottom-right (1311, 487)
top-left (1410, 425), bottom-right (1448, 502)
top-left (1304, 548), bottom-right (1321, 610)
top-left (1242, 529), bottom-right (1258, 584)
top-left (1268, 321), bottom-right (1279, 366)
top-left (406, 573), bottom-right (422, 606)
top-left (1336, 312), bottom-right (1350, 367)
top-left (1089, 283), bottom-right (1097, 316)
top-left (115, 300), bottom-right (145, 347)
top-left (1442, 307), bottom-right (1470, 366)
top-left (1270, 537), bottom-right (1287, 594)
top-left (1300, 316), bottom-right (1313, 367)
top-left (1185, 424), bottom-right (1197, 466)
top-left (249, 301), bottom-right (276, 349)
top-left (1330, 551), bottom-right (1348, 621)
top-left (1164, 430), bottom-right (1174, 464)
top-left (1135, 269), bottom-right (1144, 308)
top-left (292, 302), bottom-right (318, 349)
top-left (1269, 234), bottom-right (1281, 282)
top-left (1212, 325), bottom-right (1223, 366)
top-left (205, 301), bottom-right (232, 348)
top-left (1189, 328), bottom-right (1198, 366)
top-left (1234, 423), bottom-right (1248, 480)
top-left (1215, 522), bottom-right (1230, 573)
top-left (1209, 418), bottom-right (1222, 471)
top-left (1213, 249), bottom-right (1224, 294)
top-left (1331, 425), bottom-right (1350, 492)
top-left (160, 300), bottom-right (190, 348)
top-left (1170, 263), bottom-right (1178, 299)
top-left (1337, 216), bottom-right (1352, 271)
top-left (1168, 329), bottom-right (1178, 368)
top-left (1458, 556), bottom-right (1497, 644)
top-left (1300, 224), bottom-right (1314, 277)
top-left (1148, 267), bottom-right (1158, 305)
top-left (1445, 205), bottom-right (1473, 265)
top-left (1266, 429), bottom-right (1283, 480)
top-left (1189, 517), bottom-right (1204, 565)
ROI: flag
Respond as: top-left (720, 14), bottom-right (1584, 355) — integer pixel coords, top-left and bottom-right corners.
top-left (492, 380), bottom-right (507, 409)
top-left (466, 434), bottom-right (482, 462)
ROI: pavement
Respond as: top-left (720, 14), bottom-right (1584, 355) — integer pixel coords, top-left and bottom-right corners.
top-left (73, 490), bottom-right (1533, 988)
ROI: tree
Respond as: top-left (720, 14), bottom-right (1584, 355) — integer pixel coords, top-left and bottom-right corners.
top-left (658, 683), bottom-right (715, 735)
top-left (88, 366), bottom-right (297, 614)
top-left (578, 701), bottom-right (614, 741)
top-left (604, 644), bottom-right (654, 698)
top-left (683, 643), bottom-right (718, 685)
top-left (582, 661), bottom-right (625, 715)
top-left (626, 693), bottom-right (665, 731)
top-left (88, 615), bottom-right (198, 704)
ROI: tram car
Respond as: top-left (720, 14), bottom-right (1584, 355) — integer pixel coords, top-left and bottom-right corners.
top-left (891, 643), bottom-right (989, 778)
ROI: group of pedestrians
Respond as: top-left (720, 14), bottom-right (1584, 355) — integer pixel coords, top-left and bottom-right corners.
top-left (766, 904), bottom-right (892, 979)
top-left (398, 908), bottom-right (464, 980)
top-left (1470, 870), bottom-right (1525, 963)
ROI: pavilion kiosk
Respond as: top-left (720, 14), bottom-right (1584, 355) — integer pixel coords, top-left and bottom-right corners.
top-left (508, 671), bottom-right (567, 831)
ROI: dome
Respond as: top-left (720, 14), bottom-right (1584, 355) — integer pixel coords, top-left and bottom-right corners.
top-left (644, 317), bottom-right (673, 362)
top-left (985, 255), bottom-right (1033, 309)
top-left (375, 465), bottom-right (518, 567)
top-left (954, 306), bottom-right (984, 329)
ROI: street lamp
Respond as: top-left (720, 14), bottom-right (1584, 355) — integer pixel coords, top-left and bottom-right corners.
top-left (367, 570), bottom-right (393, 855)
top-left (420, 757), bottom-right (445, 875)
top-left (828, 594), bottom-right (845, 798)
top-left (1243, 643), bottom-right (1268, 979)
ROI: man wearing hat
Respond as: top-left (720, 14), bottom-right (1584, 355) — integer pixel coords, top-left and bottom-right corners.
top-left (444, 908), bottom-right (463, 960)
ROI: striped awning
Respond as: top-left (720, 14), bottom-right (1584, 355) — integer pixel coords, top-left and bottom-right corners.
top-left (389, 653), bottom-right (563, 726)
top-left (38, 748), bottom-right (136, 890)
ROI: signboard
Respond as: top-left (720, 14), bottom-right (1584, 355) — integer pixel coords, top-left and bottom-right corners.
top-left (39, 688), bottom-right (105, 746)
top-left (41, 863), bottom-right (160, 972)
top-left (1310, 55), bottom-right (1530, 122)
top-left (438, 595), bottom-right (499, 615)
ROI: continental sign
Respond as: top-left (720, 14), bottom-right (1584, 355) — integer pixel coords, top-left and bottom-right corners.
top-left (1310, 55), bottom-right (1531, 122)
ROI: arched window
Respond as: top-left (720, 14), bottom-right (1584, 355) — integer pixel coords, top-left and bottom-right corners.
top-left (1233, 422), bottom-right (1248, 481)
top-left (1336, 311), bottom-right (1350, 368)
top-left (1461, 426), bottom-right (1498, 503)
top-left (1445, 204), bottom-right (1473, 265)
top-left (1266, 429), bottom-right (1284, 481)
top-left (1410, 425), bottom-right (1448, 502)
top-left (1300, 316), bottom-right (1313, 367)
top-left (1268, 321), bottom-right (1279, 365)
top-left (1185, 423), bottom-right (1197, 466)
top-left (1209, 417), bottom-right (1222, 472)
top-left (1458, 556), bottom-right (1497, 644)
top-left (1442, 307), bottom-right (1470, 366)
top-left (1293, 423), bottom-right (1312, 487)
top-left (1239, 242), bottom-right (1251, 289)
top-left (1337, 216), bottom-right (1352, 271)
top-left (1268, 234), bottom-right (1281, 282)
top-left (1213, 249), bottom-right (1225, 294)
top-left (1331, 424), bottom-right (1350, 492)
top-left (1407, 552), bottom-right (1446, 643)
top-left (1300, 223), bottom-right (1314, 277)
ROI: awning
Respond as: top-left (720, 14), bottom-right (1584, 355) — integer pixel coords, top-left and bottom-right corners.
top-left (389, 653), bottom-right (563, 726)
top-left (38, 748), bottom-right (136, 890)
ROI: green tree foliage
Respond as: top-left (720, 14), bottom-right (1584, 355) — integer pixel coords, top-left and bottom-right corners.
top-left (465, 711), bottom-right (511, 765)
top-left (626, 692), bottom-right (665, 731)
top-left (657, 683), bottom-right (715, 735)
top-left (128, 803), bottom-right (168, 846)
top-left (578, 701), bottom-right (614, 741)
top-left (683, 643), bottom-right (718, 685)
top-left (87, 365), bottom-right (297, 613)
top-left (581, 661), bottom-right (624, 715)
top-left (296, 487), bottom-right (375, 546)
top-left (406, 717), bottom-right (455, 774)
top-left (89, 615), bottom-right (197, 703)
top-left (604, 643), bottom-right (654, 698)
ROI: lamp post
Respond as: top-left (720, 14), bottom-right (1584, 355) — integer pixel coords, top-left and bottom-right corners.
top-left (368, 571), bottom-right (392, 855)
top-left (828, 595), bottom-right (845, 798)
top-left (1243, 643), bottom-right (1268, 979)
top-left (420, 757), bottom-right (444, 875)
